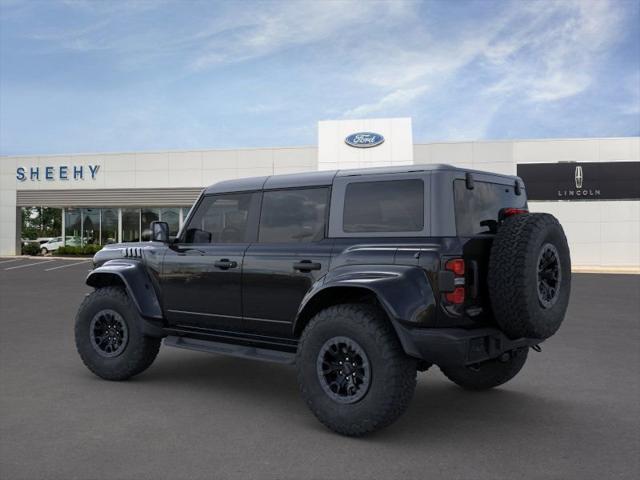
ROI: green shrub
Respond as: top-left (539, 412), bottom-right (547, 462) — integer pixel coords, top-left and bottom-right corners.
top-left (22, 242), bottom-right (41, 256)
top-left (56, 244), bottom-right (103, 256)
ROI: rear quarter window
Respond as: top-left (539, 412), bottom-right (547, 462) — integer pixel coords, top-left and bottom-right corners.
top-left (343, 179), bottom-right (424, 233)
top-left (454, 179), bottom-right (527, 235)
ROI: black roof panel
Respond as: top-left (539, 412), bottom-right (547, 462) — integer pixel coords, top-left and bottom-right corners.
top-left (203, 163), bottom-right (516, 194)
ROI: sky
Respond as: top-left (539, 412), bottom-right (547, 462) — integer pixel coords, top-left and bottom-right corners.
top-left (0, 0), bottom-right (639, 155)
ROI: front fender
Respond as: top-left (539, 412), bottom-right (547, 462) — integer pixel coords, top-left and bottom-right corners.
top-left (295, 264), bottom-right (437, 331)
top-left (86, 259), bottom-right (163, 321)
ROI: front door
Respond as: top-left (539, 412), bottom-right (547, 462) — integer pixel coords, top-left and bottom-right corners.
top-left (242, 187), bottom-right (332, 338)
top-left (161, 192), bottom-right (260, 331)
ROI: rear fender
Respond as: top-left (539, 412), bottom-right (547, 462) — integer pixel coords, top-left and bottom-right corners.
top-left (294, 265), bottom-right (437, 355)
top-left (86, 259), bottom-right (165, 337)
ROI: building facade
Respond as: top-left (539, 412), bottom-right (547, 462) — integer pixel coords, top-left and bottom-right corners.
top-left (1, 118), bottom-right (638, 269)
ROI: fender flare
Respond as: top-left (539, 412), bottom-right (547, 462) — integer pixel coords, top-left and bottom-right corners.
top-left (86, 260), bottom-right (165, 337)
top-left (293, 265), bottom-right (437, 356)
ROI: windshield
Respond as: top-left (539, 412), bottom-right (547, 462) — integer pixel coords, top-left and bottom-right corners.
top-left (454, 179), bottom-right (527, 235)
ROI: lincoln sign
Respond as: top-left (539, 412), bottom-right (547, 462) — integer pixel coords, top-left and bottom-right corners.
top-left (517, 161), bottom-right (640, 201)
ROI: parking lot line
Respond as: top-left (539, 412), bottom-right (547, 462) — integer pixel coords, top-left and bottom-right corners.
top-left (0, 258), bottom-right (23, 265)
top-left (4, 260), bottom-right (56, 270)
top-left (44, 260), bottom-right (90, 271)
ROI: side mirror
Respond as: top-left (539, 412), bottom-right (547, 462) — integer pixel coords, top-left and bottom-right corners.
top-left (151, 221), bottom-right (169, 243)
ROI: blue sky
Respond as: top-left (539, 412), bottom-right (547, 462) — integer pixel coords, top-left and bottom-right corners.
top-left (1, 0), bottom-right (639, 155)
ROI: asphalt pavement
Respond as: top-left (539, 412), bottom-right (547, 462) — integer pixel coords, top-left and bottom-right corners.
top-left (0, 257), bottom-right (638, 480)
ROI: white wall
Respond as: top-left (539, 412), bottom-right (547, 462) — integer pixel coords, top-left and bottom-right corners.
top-left (2, 135), bottom-right (639, 268)
top-left (0, 147), bottom-right (317, 255)
top-left (318, 117), bottom-right (413, 170)
top-left (0, 159), bottom-right (18, 256)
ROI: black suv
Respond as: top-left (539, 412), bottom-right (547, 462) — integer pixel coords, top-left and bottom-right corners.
top-left (75, 164), bottom-right (571, 436)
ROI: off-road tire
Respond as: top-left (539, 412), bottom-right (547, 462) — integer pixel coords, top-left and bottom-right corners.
top-left (296, 303), bottom-right (417, 436)
top-left (440, 348), bottom-right (528, 390)
top-left (75, 286), bottom-right (161, 381)
top-left (488, 213), bottom-right (571, 340)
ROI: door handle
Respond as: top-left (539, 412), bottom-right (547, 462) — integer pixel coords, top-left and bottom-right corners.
top-left (293, 260), bottom-right (321, 272)
top-left (214, 259), bottom-right (238, 269)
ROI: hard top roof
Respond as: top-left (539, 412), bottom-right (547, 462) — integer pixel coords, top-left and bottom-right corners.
top-left (203, 163), bottom-right (516, 194)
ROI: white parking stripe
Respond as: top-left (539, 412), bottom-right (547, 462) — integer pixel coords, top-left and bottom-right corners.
top-left (5, 260), bottom-right (56, 270)
top-left (0, 258), bottom-right (23, 265)
top-left (44, 260), bottom-right (90, 271)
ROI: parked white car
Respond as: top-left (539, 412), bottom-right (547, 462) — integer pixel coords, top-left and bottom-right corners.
top-left (40, 237), bottom-right (64, 254)
top-left (40, 237), bottom-right (81, 255)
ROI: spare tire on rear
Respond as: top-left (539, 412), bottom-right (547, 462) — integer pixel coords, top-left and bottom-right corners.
top-left (488, 213), bottom-right (571, 340)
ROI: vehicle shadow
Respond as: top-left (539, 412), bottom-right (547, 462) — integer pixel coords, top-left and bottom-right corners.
top-left (126, 349), bottom-right (577, 444)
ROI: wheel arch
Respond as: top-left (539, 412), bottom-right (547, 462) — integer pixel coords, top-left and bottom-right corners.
top-left (86, 260), bottom-right (163, 322)
top-left (293, 265), bottom-right (437, 358)
top-left (294, 285), bottom-right (387, 337)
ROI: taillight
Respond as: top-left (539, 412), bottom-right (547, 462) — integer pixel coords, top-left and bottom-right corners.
top-left (445, 259), bottom-right (465, 276)
top-left (444, 258), bottom-right (465, 304)
top-left (445, 287), bottom-right (465, 304)
top-left (500, 207), bottom-right (529, 220)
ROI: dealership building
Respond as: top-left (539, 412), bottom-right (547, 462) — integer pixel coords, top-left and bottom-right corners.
top-left (1, 118), bottom-right (639, 269)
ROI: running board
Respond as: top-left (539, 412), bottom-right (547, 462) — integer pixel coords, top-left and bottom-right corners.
top-left (164, 336), bottom-right (296, 365)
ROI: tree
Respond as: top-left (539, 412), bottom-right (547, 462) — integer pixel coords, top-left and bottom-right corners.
top-left (21, 207), bottom-right (62, 239)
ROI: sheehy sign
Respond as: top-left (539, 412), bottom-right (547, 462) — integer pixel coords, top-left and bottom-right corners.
top-left (517, 161), bottom-right (640, 201)
top-left (16, 164), bottom-right (100, 182)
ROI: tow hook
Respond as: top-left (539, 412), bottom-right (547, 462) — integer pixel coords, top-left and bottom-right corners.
top-left (531, 344), bottom-right (542, 353)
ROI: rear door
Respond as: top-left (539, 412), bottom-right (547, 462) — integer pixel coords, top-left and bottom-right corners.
top-left (242, 187), bottom-right (332, 338)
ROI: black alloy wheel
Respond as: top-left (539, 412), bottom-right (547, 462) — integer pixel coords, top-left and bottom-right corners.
top-left (89, 309), bottom-right (129, 358)
top-left (537, 243), bottom-right (561, 308)
top-left (316, 336), bottom-right (371, 404)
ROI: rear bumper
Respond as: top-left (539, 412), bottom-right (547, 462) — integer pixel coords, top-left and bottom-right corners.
top-left (395, 324), bottom-right (541, 367)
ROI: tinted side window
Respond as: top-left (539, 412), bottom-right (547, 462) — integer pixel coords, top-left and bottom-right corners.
top-left (454, 180), bottom-right (527, 235)
top-left (184, 193), bottom-right (254, 243)
top-left (343, 179), bottom-right (424, 233)
top-left (259, 188), bottom-right (328, 243)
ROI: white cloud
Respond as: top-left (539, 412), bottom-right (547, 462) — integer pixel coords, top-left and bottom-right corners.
top-left (483, 0), bottom-right (623, 102)
top-left (190, 1), bottom-right (414, 71)
top-left (343, 85), bottom-right (428, 118)
top-left (342, 0), bottom-right (625, 130)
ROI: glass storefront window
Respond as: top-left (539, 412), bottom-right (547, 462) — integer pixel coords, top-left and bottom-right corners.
top-left (60, 205), bottom-right (196, 245)
top-left (82, 208), bottom-right (100, 245)
top-left (160, 208), bottom-right (180, 238)
top-left (122, 208), bottom-right (140, 242)
top-left (64, 208), bottom-right (82, 246)
top-left (101, 208), bottom-right (118, 244)
top-left (141, 208), bottom-right (160, 241)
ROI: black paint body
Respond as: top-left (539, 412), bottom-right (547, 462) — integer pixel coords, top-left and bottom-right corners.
top-left (87, 165), bottom-right (536, 366)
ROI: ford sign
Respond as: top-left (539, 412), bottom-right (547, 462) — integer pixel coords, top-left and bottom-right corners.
top-left (345, 132), bottom-right (385, 148)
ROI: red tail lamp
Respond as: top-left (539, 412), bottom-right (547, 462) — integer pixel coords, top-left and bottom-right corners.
top-left (445, 259), bottom-right (465, 276)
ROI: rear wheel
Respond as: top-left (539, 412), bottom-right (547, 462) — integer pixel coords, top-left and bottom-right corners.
top-left (440, 348), bottom-right (528, 390)
top-left (75, 286), bottom-right (161, 381)
top-left (296, 303), bottom-right (417, 436)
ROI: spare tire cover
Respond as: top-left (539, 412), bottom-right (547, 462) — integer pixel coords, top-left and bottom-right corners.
top-left (488, 213), bottom-right (571, 340)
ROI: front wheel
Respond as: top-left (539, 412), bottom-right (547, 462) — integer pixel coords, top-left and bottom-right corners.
top-left (40, 247), bottom-right (48, 256)
top-left (75, 286), bottom-right (161, 381)
top-left (440, 348), bottom-right (528, 391)
top-left (296, 304), bottom-right (417, 436)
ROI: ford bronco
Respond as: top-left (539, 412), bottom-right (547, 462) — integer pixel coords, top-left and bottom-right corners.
top-left (75, 164), bottom-right (571, 436)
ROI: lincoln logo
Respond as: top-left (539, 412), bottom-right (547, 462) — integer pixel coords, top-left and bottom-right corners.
top-left (558, 164), bottom-right (600, 198)
top-left (575, 166), bottom-right (583, 188)
top-left (345, 132), bottom-right (385, 148)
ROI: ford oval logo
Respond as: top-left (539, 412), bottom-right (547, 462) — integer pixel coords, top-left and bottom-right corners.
top-left (345, 132), bottom-right (385, 148)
